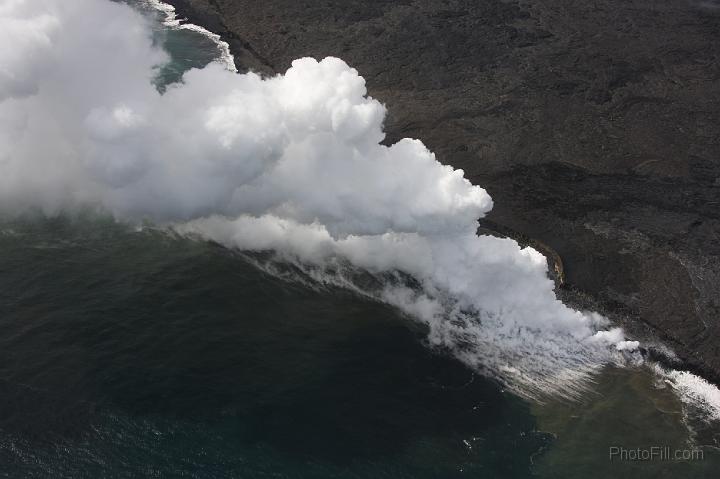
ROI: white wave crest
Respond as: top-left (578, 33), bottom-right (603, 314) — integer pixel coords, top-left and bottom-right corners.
top-left (656, 365), bottom-right (720, 422)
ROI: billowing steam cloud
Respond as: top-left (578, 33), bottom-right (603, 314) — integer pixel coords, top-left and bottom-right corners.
top-left (0, 0), bottom-right (638, 398)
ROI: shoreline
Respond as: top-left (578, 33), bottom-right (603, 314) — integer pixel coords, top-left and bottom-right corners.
top-left (140, 0), bottom-right (237, 71)
top-left (152, 0), bottom-right (275, 74)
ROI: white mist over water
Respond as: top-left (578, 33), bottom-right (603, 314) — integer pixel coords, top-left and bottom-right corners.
top-left (0, 0), bottom-right (642, 398)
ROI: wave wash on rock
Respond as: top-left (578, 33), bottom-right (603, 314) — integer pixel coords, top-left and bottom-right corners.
top-left (0, 0), bottom-right (638, 398)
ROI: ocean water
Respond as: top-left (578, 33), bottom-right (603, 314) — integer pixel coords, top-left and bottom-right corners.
top-left (0, 215), bottom-right (546, 478)
top-left (1, 3), bottom-right (719, 477)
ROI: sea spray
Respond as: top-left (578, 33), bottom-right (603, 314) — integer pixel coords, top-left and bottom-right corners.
top-left (656, 365), bottom-right (720, 422)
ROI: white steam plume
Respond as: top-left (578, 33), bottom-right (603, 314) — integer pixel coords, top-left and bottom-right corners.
top-left (0, 0), bottom-right (638, 398)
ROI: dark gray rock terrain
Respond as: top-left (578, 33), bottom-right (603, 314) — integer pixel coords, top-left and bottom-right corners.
top-left (166, 0), bottom-right (720, 379)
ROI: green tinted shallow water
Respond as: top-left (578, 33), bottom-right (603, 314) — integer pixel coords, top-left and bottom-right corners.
top-left (534, 366), bottom-right (720, 478)
top-left (1, 3), bottom-right (719, 477)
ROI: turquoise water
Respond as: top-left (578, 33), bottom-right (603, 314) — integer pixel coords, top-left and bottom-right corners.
top-left (1, 4), bottom-right (719, 477)
top-left (132, 0), bottom-right (229, 88)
